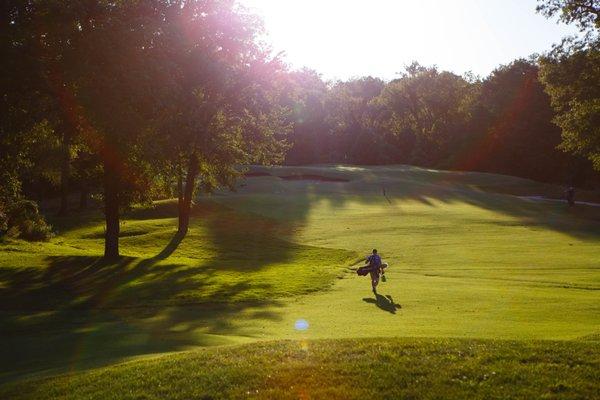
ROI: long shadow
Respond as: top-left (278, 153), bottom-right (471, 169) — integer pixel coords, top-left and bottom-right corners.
top-left (0, 191), bottom-right (323, 383)
top-left (363, 294), bottom-right (402, 314)
top-left (226, 165), bottom-right (600, 240)
top-left (1, 187), bottom-right (338, 383)
top-left (151, 231), bottom-right (185, 261)
top-left (2, 165), bottom-right (599, 383)
top-left (0, 231), bottom-right (284, 383)
top-left (46, 165), bottom-right (600, 242)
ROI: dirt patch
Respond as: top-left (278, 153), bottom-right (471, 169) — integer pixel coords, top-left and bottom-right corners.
top-left (279, 174), bottom-right (349, 182)
top-left (244, 172), bottom-right (272, 177)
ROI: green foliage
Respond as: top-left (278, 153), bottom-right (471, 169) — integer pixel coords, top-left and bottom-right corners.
top-left (536, 0), bottom-right (600, 32)
top-left (325, 77), bottom-right (386, 163)
top-left (278, 60), bottom-right (598, 184)
top-left (280, 69), bottom-right (331, 164)
top-left (540, 39), bottom-right (600, 170)
top-left (154, 0), bottom-right (289, 194)
top-left (464, 59), bottom-right (573, 180)
top-left (2, 199), bottom-right (52, 241)
top-left (376, 64), bottom-right (476, 166)
top-left (3, 0), bottom-right (293, 255)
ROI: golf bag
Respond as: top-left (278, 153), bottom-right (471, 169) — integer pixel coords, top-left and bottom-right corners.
top-left (356, 265), bottom-right (372, 276)
top-left (357, 262), bottom-right (389, 279)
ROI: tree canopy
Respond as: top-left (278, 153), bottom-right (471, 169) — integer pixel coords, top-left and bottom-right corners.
top-left (537, 0), bottom-right (600, 171)
top-left (537, 0), bottom-right (600, 32)
top-left (2, 0), bottom-right (599, 253)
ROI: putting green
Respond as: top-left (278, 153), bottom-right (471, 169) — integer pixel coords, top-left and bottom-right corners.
top-left (1, 165), bottom-right (599, 387)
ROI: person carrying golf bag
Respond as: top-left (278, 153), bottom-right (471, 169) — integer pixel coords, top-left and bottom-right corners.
top-left (357, 249), bottom-right (388, 294)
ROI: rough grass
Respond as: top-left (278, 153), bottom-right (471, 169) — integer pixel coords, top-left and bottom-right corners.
top-left (1, 338), bottom-right (598, 400)
top-left (0, 164), bottom-right (599, 397)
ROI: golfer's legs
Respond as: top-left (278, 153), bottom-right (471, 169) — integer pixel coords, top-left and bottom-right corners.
top-left (370, 271), bottom-right (380, 288)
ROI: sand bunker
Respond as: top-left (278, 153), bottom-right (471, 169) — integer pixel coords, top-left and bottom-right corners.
top-left (244, 172), bottom-right (272, 177)
top-left (279, 174), bottom-right (349, 182)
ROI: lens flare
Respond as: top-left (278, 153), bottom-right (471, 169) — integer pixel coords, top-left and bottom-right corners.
top-left (294, 319), bottom-right (309, 331)
top-left (300, 339), bottom-right (309, 352)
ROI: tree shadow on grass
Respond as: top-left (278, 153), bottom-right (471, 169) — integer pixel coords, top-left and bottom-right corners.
top-left (47, 166), bottom-right (600, 242)
top-left (4, 166), bottom-right (599, 382)
top-left (0, 233), bottom-right (286, 383)
top-left (219, 169), bottom-right (600, 242)
top-left (151, 231), bottom-right (185, 261)
top-left (363, 294), bottom-right (402, 314)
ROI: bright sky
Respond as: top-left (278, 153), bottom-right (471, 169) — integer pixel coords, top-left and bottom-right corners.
top-left (240, 0), bottom-right (580, 80)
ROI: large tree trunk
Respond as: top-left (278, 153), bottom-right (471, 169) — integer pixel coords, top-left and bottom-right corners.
top-left (79, 181), bottom-right (89, 210)
top-left (178, 154), bottom-right (198, 235)
top-left (177, 164), bottom-right (183, 213)
top-left (57, 124), bottom-right (72, 216)
top-left (103, 162), bottom-right (120, 259)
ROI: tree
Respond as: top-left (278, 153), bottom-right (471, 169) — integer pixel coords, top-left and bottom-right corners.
top-left (280, 69), bottom-right (330, 164)
top-left (537, 0), bottom-right (600, 32)
top-left (2, 1), bottom-right (88, 216)
top-left (539, 41), bottom-right (600, 170)
top-left (325, 77), bottom-right (385, 164)
top-left (0, 0), bottom-right (60, 234)
top-left (375, 64), bottom-right (475, 167)
top-left (52, 0), bottom-right (168, 258)
top-left (154, 0), bottom-right (288, 235)
top-left (538, 0), bottom-right (600, 171)
top-left (458, 59), bottom-right (572, 181)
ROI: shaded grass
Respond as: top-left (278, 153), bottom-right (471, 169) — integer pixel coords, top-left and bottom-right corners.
top-left (1, 164), bottom-right (598, 389)
top-left (0, 199), bottom-right (357, 382)
top-left (0, 200), bottom-right (357, 311)
top-left (1, 338), bottom-right (598, 400)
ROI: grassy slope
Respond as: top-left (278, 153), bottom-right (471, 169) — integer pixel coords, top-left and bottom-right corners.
top-left (2, 338), bottom-right (599, 399)
top-left (211, 166), bottom-right (599, 340)
top-left (0, 199), bottom-right (357, 381)
top-left (1, 164), bottom-right (599, 395)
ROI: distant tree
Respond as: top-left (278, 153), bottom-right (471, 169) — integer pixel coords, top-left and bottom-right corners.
top-left (281, 69), bottom-right (331, 164)
top-left (458, 59), bottom-right (570, 181)
top-left (325, 77), bottom-right (385, 164)
top-left (376, 63), bottom-right (475, 167)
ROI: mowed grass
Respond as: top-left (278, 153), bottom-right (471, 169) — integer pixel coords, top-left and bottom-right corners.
top-left (209, 166), bottom-right (599, 340)
top-left (0, 199), bottom-right (357, 381)
top-left (0, 164), bottom-right (599, 397)
top-left (2, 338), bottom-right (599, 400)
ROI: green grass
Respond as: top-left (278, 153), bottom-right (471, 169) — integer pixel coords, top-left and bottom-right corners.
top-left (1, 164), bottom-right (599, 397)
top-left (1, 338), bottom-right (598, 399)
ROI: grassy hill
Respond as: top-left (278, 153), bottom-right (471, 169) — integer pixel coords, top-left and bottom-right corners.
top-left (2, 338), bottom-right (599, 400)
top-left (1, 165), bottom-right (598, 397)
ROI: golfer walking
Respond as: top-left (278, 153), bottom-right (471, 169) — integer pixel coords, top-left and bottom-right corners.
top-left (366, 249), bottom-right (384, 294)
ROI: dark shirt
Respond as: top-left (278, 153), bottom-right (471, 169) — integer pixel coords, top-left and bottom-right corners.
top-left (366, 254), bottom-right (382, 267)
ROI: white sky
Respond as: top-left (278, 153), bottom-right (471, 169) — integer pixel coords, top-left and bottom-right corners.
top-left (240, 0), bottom-right (581, 80)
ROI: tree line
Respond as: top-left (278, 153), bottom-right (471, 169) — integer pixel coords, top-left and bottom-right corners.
top-left (1, 0), bottom-right (599, 258)
top-left (281, 60), bottom-right (597, 186)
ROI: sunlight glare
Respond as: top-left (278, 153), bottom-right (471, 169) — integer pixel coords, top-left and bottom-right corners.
top-left (240, 0), bottom-right (580, 80)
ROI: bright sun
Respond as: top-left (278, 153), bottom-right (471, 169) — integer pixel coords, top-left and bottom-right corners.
top-left (240, 0), bottom-right (579, 80)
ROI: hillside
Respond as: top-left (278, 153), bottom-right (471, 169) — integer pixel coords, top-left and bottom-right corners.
top-left (1, 165), bottom-right (598, 396)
